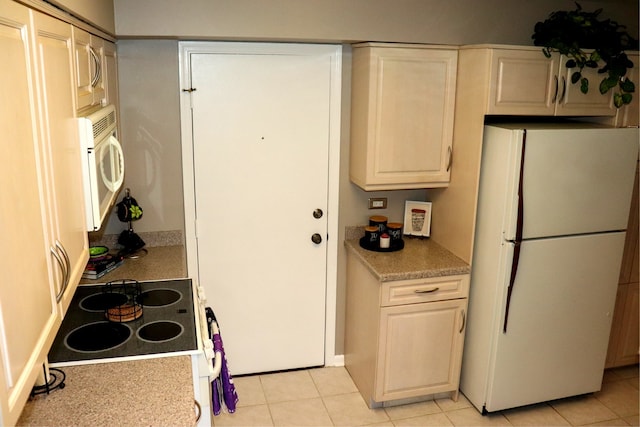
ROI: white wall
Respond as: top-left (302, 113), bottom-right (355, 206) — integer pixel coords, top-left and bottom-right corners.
top-left (103, 40), bottom-right (184, 236)
top-left (113, 0), bottom-right (637, 45)
top-left (49, 0), bottom-right (115, 34)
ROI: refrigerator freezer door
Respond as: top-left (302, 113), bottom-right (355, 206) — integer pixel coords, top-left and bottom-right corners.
top-left (484, 232), bottom-right (625, 412)
top-left (498, 125), bottom-right (638, 240)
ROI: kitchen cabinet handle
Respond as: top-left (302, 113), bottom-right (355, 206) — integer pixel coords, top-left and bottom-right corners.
top-left (552, 75), bottom-right (559, 104)
top-left (414, 287), bottom-right (439, 294)
top-left (559, 76), bottom-right (567, 104)
top-left (55, 241), bottom-right (70, 303)
top-left (89, 47), bottom-right (101, 88)
top-left (50, 246), bottom-right (67, 303)
top-left (446, 146), bottom-right (453, 172)
top-left (459, 309), bottom-right (466, 333)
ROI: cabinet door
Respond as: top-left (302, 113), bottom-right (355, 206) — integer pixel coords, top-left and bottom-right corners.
top-left (616, 283), bottom-right (639, 365)
top-left (375, 298), bottom-right (467, 401)
top-left (488, 49), bottom-right (559, 115)
top-left (488, 49), bottom-right (616, 117)
top-left (103, 41), bottom-right (118, 109)
top-left (33, 11), bottom-right (89, 316)
top-left (0, 3), bottom-right (60, 425)
top-left (72, 26), bottom-right (93, 110)
top-left (606, 163), bottom-right (639, 368)
top-left (90, 34), bottom-right (105, 105)
top-left (556, 54), bottom-right (615, 116)
top-left (350, 45), bottom-right (457, 190)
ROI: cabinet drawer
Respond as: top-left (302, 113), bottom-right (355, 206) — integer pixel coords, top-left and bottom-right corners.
top-left (381, 274), bottom-right (469, 306)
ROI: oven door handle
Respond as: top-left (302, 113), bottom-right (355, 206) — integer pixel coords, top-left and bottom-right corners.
top-left (204, 338), bottom-right (223, 379)
top-left (198, 303), bottom-right (223, 379)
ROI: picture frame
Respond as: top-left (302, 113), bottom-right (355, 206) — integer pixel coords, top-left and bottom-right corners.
top-left (403, 201), bottom-right (432, 237)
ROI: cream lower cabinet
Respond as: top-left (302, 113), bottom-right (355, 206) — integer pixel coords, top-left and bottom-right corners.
top-left (345, 252), bottom-right (469, 406)
top-left (349, 43), bottom-right (457, 191)
top-left (0, 3), bottom-right (88, 425)
top-left (487, 46), bottom-right (616, 117)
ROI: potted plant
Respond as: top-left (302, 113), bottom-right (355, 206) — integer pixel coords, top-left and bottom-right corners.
top-left (532, 2), bottom-right (639, 107)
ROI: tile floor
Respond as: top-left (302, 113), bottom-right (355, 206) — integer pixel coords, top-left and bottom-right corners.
top-left (212, 365), bottom-right (639, 426)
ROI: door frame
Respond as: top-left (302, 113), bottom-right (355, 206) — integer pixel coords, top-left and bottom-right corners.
top-left (178, 41), bottom-right (342, 366)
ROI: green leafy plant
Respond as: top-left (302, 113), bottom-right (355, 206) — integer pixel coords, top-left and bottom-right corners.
top-left (532, 2), bottom-right (638, 107)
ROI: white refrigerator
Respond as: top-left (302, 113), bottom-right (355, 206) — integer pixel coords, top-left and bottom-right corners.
top-left (460, 122), bottom-right (638, 413)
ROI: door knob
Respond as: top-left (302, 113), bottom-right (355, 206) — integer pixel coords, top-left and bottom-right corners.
top-left (311, 233), bottom-right (322, 244)
top-left (313, 209), bottom-right (323, 219)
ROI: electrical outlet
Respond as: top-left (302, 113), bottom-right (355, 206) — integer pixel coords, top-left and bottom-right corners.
top-left (368, 197), bottom-right (387, 209)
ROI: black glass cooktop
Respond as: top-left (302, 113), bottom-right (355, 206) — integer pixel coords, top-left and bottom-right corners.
top-left (48, 279), bottom-right (197, 365)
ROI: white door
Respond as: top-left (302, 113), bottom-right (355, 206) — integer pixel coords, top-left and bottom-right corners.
top-left (186, 43), bottom-right (339, 374)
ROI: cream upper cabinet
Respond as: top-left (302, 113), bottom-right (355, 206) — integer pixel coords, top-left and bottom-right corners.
top-left (345, 251), bottom-right (469, 405)
top-left (350, 43), bottom-right (457, 191)
top-left (488, 47), bottom-right (616, 117)
top-left (72, 27), bottom-right (105, 111)
top-left (0, 3), bottom-right (60, 425)
top-left (103, 40), bottom-right (118, 107)
top-left (34, 12), bottom-right (89, 316)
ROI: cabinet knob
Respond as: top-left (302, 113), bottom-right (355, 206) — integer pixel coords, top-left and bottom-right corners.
top-left (311, 233), bottom-right (322, 244)
top-left (313, 209), bottom-right (323, 219)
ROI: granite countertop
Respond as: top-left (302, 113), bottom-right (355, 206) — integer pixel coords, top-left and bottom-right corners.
top-left (80, 245), bottom-right (187, 284)
top-left (17, 356), bottom-right (196, 427)
top-left (345, 235), bottom-right (470, 282)
top-left (18, 245), bottom-right (197, 427)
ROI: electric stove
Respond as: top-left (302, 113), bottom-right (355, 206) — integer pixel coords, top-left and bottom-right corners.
top-left (48, 278), bottom-right (198, 365)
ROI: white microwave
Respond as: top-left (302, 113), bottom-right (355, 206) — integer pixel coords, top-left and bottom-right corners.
top-left (78, 105), bottom-right (125, 231)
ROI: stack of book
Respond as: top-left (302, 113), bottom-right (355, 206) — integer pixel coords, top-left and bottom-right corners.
top-left (82, 253), bottom-right (124, 280)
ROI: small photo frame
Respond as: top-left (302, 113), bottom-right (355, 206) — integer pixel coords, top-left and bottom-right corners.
top-left (403, 201), bottom-right (432, 237)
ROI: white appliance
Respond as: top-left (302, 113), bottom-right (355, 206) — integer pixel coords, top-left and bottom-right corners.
top-left (78, 104), bottom-right (125, 231)
top-left (460, 122), bottom-right (638, 413)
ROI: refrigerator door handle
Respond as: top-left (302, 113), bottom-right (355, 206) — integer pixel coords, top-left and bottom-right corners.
top-left (503, 130), bottom-right (527, 333)
top-left (503, 240), bottom-right (521, 333)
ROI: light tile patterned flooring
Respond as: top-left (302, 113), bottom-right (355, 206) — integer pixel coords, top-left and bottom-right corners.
top-left (213, 365), bottom-right (639, 426)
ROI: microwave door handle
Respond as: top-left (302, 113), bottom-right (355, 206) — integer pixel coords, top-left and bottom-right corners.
top-left (101, 136), bottom-right (124, 193)
top-left (110, 136), bottom-right (125, 190)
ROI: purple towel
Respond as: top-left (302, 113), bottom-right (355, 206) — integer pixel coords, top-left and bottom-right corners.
top-left (212, 377), bottom-right (221, 415)
top-left (212, 331), bottom-right (239, 414)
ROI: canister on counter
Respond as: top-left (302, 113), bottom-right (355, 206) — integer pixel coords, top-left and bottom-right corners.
top-left (379, 233), bottom-right (391, 249)
top-left (369, 215), bottom-right (388, 233)
top-left (364, 226), bottom-right (380, 244)
top-left (387, 222), bottom-right (403, 242)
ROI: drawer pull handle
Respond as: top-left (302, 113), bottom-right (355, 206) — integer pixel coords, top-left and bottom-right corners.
top-left (414, 287), bottom-right (439, 294)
